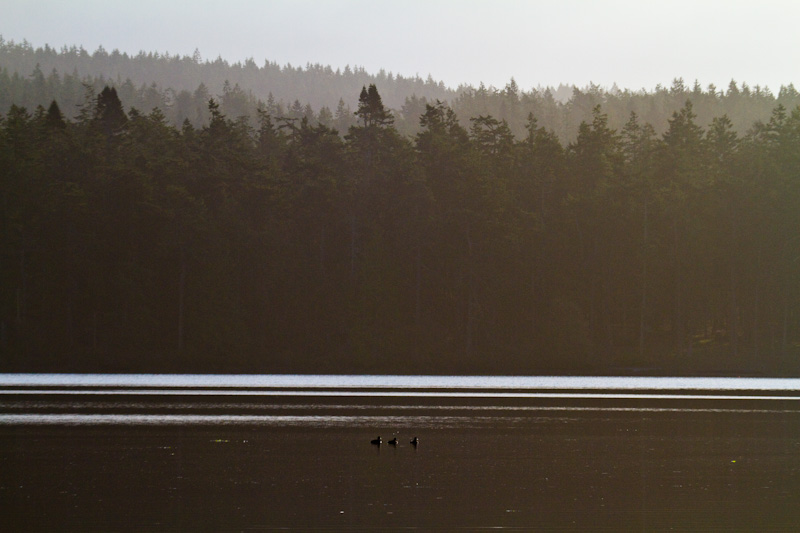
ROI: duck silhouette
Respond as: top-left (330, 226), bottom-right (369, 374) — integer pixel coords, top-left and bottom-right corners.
top-left (410, 437), bottom-right (419, 446)
top-left (388, 437), bottom-right (398, 446)
top-left (370, 436), bottom-right (382, 445)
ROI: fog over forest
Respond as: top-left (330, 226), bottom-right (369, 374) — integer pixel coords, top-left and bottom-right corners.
top-left (2, 38), bottom-right (800, 376)
top-left (3, 37), bottom-right (799, 141)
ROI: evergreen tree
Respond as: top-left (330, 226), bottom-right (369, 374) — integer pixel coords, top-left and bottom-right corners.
top-left (94, 86), bottom-right (127, 135)
top-left (355, 84), bottom-right (393, 128)
top-left (658, 101), bottom-right (708, 356)
top-left (44, 100), bottom-right (66, 129)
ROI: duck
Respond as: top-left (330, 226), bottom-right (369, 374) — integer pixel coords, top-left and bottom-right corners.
top-left (410, 437), bottom-right (419, 446)
top-left (388, 437), bottom-right (398, 446)
top-left (370, 436), bottom-right (382, 445)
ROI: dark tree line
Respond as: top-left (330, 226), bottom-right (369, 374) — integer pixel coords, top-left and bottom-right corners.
top-left (2, 84), bottom-right (800, 375)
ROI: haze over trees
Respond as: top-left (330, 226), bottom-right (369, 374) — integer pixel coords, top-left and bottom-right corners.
top-left (1, 39), bottom-right (800, 375)
top-left (3, 37), bottom-right (800, 142)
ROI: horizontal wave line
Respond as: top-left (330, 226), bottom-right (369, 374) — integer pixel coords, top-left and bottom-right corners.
top-left (2, 406), bottom-right (800, 426)
top-left (2, 389), bottom-right (800, 401)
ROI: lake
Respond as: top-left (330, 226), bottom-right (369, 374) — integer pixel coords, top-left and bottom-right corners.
top-left (2, 374), bottom-right (800, 531)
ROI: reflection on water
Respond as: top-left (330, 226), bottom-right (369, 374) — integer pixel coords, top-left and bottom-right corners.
top-left (3, 405), bottom-right (800, 428)
top-left (3, 411), bottom-right (800, 531)
top-left (2, 373), bottom-right (800, 390)
top-left (1, 413), bottom-right (558, 428)
top-left (6, 388), bottom-right (800, 399)
top-left (2, 375), bottom-right (800, 530)
top-left (2, 373), bottom-right (800, 428)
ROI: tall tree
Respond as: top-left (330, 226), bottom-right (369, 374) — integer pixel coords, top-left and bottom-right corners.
top-left (567, 105), bottom-right (625, 358)
top-left (621, 112), bottom-right (658, 359)
top-left (658, 101), bottom-right (707, 357)
top-left (706, 115), bottom-right (741, 360)
top-left (355, 84), bottom-right (393, 128)
top-left (94, 86), bottom-right (127, 136)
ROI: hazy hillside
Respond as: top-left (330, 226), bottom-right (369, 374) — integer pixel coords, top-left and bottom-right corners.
top-left (4, 37), bottom-right (799, 142)
top-left (0, 36), bottom-right (462, 108)
top-left (0, 36), bottom-right (458, 136)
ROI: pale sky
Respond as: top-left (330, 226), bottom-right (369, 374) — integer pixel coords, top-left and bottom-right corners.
top-left (2, 0), bottom-right (798, 93)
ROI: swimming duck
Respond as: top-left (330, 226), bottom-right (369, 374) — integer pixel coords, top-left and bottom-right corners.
top-left (388, 437), bottom-right (398, 446)
top-left (371, 436), bottom-right (382, 445)
top-left (410, 437), bottom-right (419, 446)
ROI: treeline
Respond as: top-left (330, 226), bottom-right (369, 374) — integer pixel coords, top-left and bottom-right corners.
top-left (2, 84), bottom-right (800, 375)
top-left (454, 78), bottom-right (800, 144)
top-left (4, 37), bottom-right (800, 144)
top-left (0, 36), bottom-right (453, 135)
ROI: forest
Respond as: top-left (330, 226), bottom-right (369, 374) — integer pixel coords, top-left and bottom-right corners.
top-left (1, 39), bottom-right (800, 375)
top-left (2, 82), bottom-right (800, 375)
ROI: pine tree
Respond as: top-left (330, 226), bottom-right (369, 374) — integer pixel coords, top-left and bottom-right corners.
top-left (94, 86), bottom-right (127, 135)
top-left (354, 84), bottom-right (393, 128)
top-left (45, 100), bottom-right (66, 130)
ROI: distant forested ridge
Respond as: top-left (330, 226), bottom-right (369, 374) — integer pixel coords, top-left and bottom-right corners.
top-left (2, 41), bottom-right (800, 376)
top-left (3, 37), bottom-right (800, 142)
top-left (0, 36), bottom-right (456, 137)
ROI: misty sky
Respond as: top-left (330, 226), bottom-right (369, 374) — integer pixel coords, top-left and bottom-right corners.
top-left (2, 0), bottom-right (798, 93)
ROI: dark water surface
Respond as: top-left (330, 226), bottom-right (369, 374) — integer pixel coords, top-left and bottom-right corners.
top-left (2, 374), bottom-right (800, 531)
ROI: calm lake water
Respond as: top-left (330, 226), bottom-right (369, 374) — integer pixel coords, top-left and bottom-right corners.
top-left (2, 374), bottom-right (800, 530)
